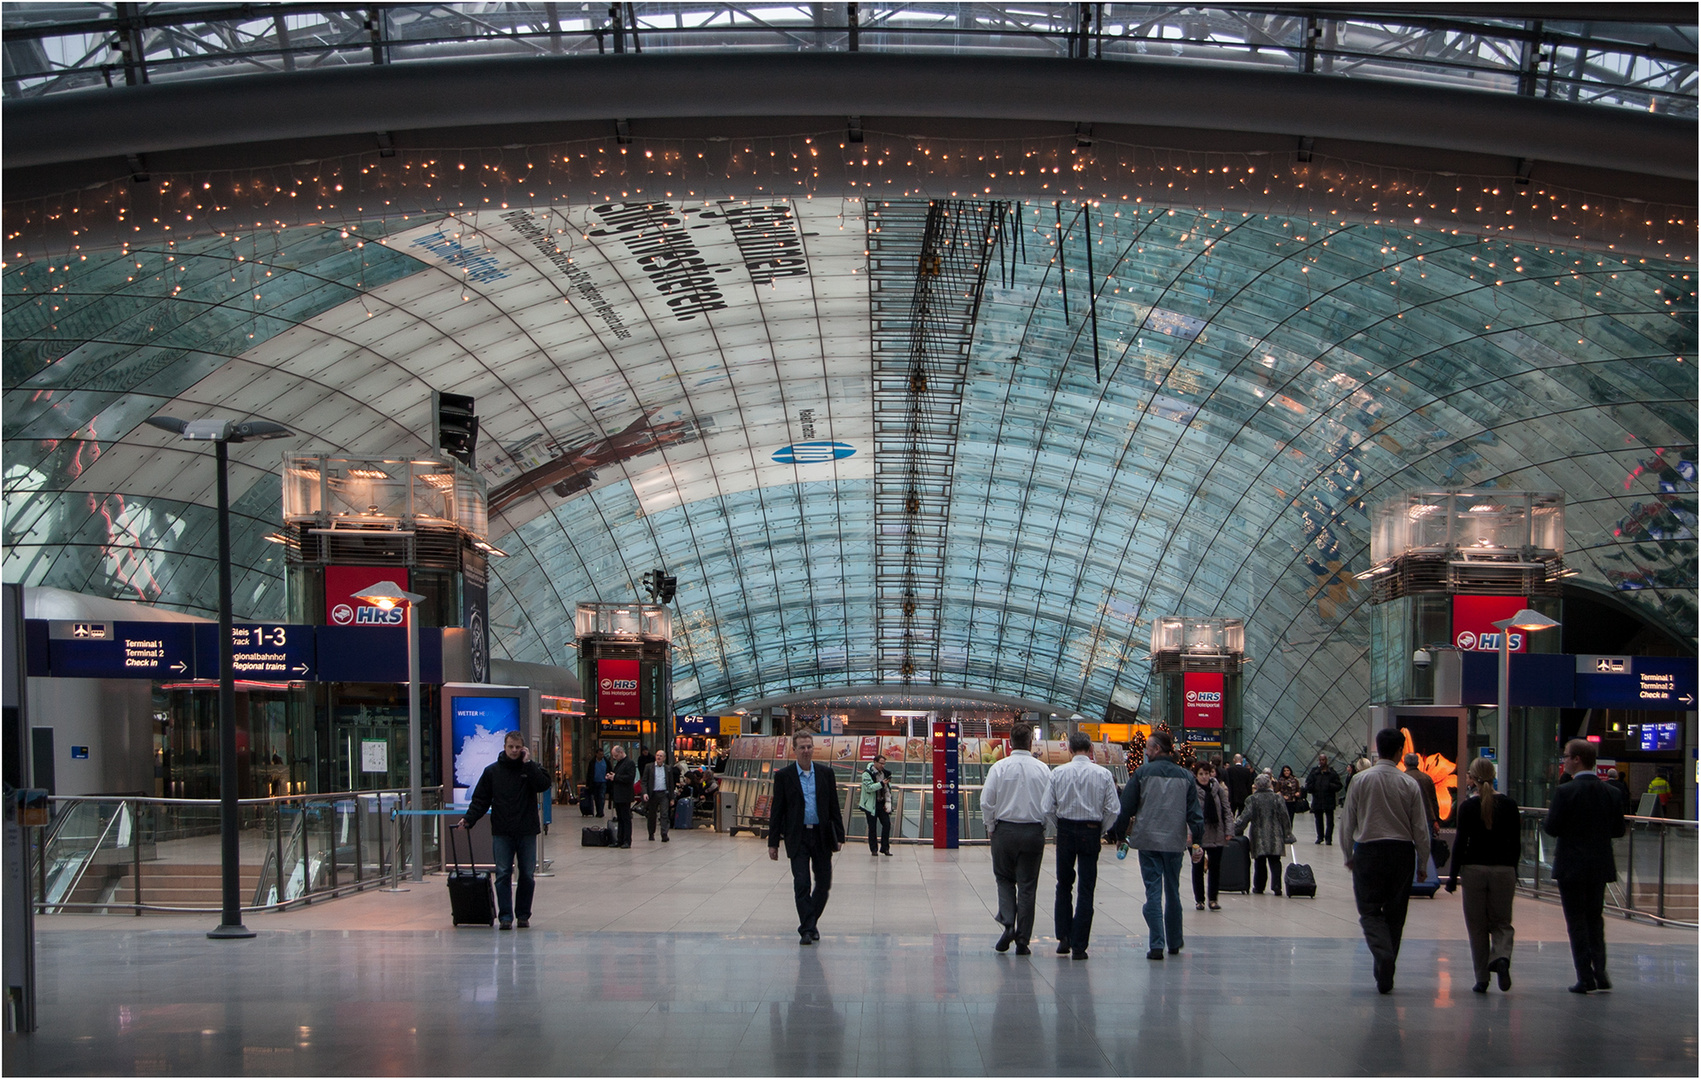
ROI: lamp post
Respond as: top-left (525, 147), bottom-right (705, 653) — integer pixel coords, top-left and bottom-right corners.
top-left (145, 416), bottom-right (293, 939)
top-left (352, 581), bottom-right (426, 881)
top-left (1492, 608), bottom-right (1562, 799)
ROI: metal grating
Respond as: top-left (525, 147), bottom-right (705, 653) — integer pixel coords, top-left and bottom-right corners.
top-left (1368, 552), bottom-right (1568, 602)
top-left (867, 198), bottom-right (1005, 683)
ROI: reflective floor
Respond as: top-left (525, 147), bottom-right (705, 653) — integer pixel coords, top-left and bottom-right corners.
top-left (7, 826), bottom-right (1696, 1076)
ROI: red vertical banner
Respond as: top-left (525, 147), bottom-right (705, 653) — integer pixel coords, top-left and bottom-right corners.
top-left (596, 658), bottom-right (640, 717)
top-left (1183, 672), bottom-right (1225, 729)
top-left (932, 720), bottom-right (959, 849)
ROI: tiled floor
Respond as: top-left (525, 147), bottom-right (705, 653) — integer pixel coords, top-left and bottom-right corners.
top-left (6, 826), bottom-right (1696, 1076)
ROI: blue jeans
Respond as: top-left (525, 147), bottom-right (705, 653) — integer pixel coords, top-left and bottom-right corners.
top-left (1138, 849), bottom-right (1185, 952)
top-left (490, 832), bottom-right (538, 923)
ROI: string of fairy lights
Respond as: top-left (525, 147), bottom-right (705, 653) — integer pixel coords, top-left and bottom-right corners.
top-left (4, 131), bottom-right (1693, 267)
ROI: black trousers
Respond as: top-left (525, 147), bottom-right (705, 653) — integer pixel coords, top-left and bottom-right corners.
top-left (1351, 839), bottom-right (1415, 981)
top-left (1054, 820), bottom-right (1104, 951)
top-left (589, 781), bottom-right (606, 817)
top-left (1314, 805), bottom-right (1336, 843)
top-left (990, 821), bottom-right (1045, 945)
top-left (1253, 854), bottom-right (1283, 894)
top-left (1192, 845), bottom-right (1224, 903)
top-left (789, 827), bottom-right (834, 935)
top-left (611, 800), bottom-right (634, 847)
top-left (1558, 879), bottom-right (1609, 984)
top-left (864, 807), bottom-right (892, 853)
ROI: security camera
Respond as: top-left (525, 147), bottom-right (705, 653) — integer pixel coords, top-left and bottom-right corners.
top-left (1412, 649), bottom-right (1432, 668)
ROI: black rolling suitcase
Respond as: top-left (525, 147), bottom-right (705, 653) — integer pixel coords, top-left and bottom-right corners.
top-left (579, 784), bottom-right (595, 816)
top-left (445, 825), bottom-right (496, 927)
top-left (1217, 834), bottom-right (1252, 894)
top-left (1283, 845), bottom-right (1317, 898)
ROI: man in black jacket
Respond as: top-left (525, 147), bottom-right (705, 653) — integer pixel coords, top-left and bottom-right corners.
top-left (1544, 739), bottom-right (1629, 993)
top-left (607, 744), bottom-right (638, 848)
top-left (768, 732), bottom-right (846, 944)
top-left (460, 731), bottom-right (552, 929)
top-left (1220, 754), bottom-right (1255, 814)
top-left (1305, 753), bottom-right (1345, 845)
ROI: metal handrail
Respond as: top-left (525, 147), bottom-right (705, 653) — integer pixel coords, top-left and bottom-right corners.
top-left (1513, 807), bottom-right (1697, 929)
top-left (31, 787), bottom-right (442, 915)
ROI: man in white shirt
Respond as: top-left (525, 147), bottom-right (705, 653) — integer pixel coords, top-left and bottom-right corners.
top-left (1049, 732), bottom-right (1123, 960)
top-left (980, 724), bottom-right (1055, 956)
top-left (1341, 727), bottom-right (1431, 994)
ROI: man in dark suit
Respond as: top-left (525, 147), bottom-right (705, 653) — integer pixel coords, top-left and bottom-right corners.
top-left (1221, 754), bottom-right (1255, 814)
top-left (1543, 738), bottom-right (1628, 994)
top-left (768, 731), bottom-right (846, 944)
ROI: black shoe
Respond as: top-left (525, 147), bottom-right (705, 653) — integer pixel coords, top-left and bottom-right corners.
top-left (1015, 943), bottom-right (1031, 956)
top-left (1168, 946), bottom-right (1182, 955)
top-left (1147, 948), bottom-right (1165, 960)
top-left (995, 926), bottom-right (1015, 953)
top-left (648, 835), bottom-right (655, 841)
top-left (882, 850), bottom-right (893, 856)
top-left (872, 850), bottom-right (880, 857)
top-left (800, 933), bottom-right (813, 946)
top-left (1594, 975), bottom-right (1611, 992)
top-left (1472, 981), bottom-right (1488, 994)
top-left (1325, 840), bottom-right (1333, 846)
top-left (499, 920), bottom-right (512, 931)
top-left (1056, 942), bottom-right (1072, 955)
top-left (1568, 982), bottom-right (1595, 994)
top-left (1252, 889), bottom-right (1264, 895)
top-left (1208, 901), bottom-right (1221, 911)
top-left (810, 929), bottom-right (820, 942)
top-left (1273, 890), bottom-right (1282, 897)
top-left (662, 835), bottom-right (669, 842)
top-left (1490, 957), bottom-right (1511, 991)
top-left (1195, 901), bottom-right (1205, 910)
top-left (516, 918), bottom-right (529, 929)
top-left (1374, 960), bottom-right (1394, 994)
top-left (1071, 949), bottom-right (1089, 961)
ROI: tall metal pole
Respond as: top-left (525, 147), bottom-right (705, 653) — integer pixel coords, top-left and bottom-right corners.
top-left (408, 600), bottom-right (423, 882)
top-left (209, 439), bottom-right (254, 938)
top-left (1496, 627), bottom-right (1511, 796)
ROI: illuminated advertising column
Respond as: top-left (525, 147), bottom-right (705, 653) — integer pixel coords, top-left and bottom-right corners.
top-left (932, 719), bottom-right (959, 849)
top-left (1183, 672), bottom-right (1225, 730)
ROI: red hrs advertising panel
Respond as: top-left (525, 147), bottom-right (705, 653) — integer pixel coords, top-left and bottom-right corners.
top-left (597, 658), bottom-right (641, 717)
top-left (1183, 672), bottom-right (1225, 729)
top-left (325, 566), bottom-right (409, 627)
top-left (1452, 595), bottom-right (1529, 653)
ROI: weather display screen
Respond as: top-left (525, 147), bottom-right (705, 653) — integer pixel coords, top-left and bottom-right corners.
top-left (451, 695), bottom-right (521, 800)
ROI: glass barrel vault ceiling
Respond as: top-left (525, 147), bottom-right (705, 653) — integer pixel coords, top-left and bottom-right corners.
top-left (3, 196), bottom-right (1695, 765)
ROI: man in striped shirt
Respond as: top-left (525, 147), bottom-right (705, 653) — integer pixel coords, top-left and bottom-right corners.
top-left (1049, 732), bottom-right (1123, 960)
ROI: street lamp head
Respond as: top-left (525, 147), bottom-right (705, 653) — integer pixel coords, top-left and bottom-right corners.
top-left (1492, 608), bottom-right (1561, 633)
top-left (352, 581), bottom-right (425, 609)
top-left (145, 415), bottom-right (293, 443)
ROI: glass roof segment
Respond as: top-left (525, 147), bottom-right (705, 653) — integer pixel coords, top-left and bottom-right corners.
top-left (3, 4), bottom-right (1694, 117)
top-left (2, 191), bottom-right (1694, 763)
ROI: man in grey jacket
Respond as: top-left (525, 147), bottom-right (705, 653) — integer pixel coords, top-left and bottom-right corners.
top-left (1114, 730), bottom-right (1204, 960)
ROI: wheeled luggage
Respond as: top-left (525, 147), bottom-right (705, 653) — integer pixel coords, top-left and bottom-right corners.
top-left (582, 825), bottom-right (612, 847)
top-left (673, 796), bottom-right (695, 830)
top-left (1217, 834), bottom-right (1252, 894)
top-left (1284, 845), bottom-right (1317, 897)
top-left (1410, 852), bottom-right (1442, 898)
top-left (445, 825), bottom-right (496, 927)
top-left (579, 784), bottom-right (595, 816)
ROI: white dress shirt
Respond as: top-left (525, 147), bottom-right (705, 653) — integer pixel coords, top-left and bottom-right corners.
top-left (980, 750), bottom-right (1055, 834)
top-left (1049, 754), bottom-right (1121, 829)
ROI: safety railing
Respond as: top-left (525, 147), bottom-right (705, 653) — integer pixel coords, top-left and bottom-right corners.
top-left (31, 787), bottom-right (444, 915)
top-left (1, 5), bottom-right (1692, 117)
top-left (717, 776), bottom-right (994, 844)
top-left (1517, 808), bottom-right (1697, 929)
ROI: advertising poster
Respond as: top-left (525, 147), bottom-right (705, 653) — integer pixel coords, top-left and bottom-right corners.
top-left (324, 566), bottom-right (409, 628)
top-left (450, 695), bottom-right (521, 800)
top-left (880, 735), bottom-right (906, 762)
top-left (597, 658), bottom-right (641, 717)
top-left (1046, 741), bottom-right (1071, 765)
top-left (1392, 715), bottom-right (1464, 821)
top-left (1184, 672), bottom-right (1225, 729)
top-left (961, 738), bottom-right (981, 766)
top-left (830, 737), bottom-right (855, 764)
top-left (1452, 595), bottom-right (1531, 653)
top-left (860, 735), bottom-right (879, 760)
top-left (904, 736), bottom-right (930, 763)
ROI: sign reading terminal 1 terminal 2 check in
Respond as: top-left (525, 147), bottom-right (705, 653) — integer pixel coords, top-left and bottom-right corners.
top-left (597, 658), bottom-right (641, 717)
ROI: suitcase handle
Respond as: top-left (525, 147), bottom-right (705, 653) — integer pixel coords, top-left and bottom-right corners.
top-left (446, 819), bottom-right (471, 870)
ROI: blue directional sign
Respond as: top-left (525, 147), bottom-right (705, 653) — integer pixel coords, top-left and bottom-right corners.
top-left (1574, 656), bottom-right (1698, 711)
top-left (46, 621), bottom-right (194, 679)
top-left (192, 623), bottom-right (315, 681)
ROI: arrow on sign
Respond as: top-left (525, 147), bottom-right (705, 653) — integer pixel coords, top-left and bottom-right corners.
top-left (1682, 694), bottom-right (1695, 705)
top-left (293, 663), bottom-right (309, 674)
top-left (170, 661), bottom-right (188, 673)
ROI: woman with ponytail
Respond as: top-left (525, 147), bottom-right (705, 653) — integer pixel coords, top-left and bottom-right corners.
top-left (1445, 756), bottom-right (1523, 993)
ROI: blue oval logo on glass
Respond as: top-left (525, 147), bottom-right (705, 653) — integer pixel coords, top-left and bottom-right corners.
top-left (773, 441), bottom-right (856, 464)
